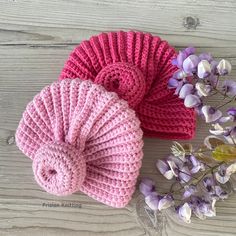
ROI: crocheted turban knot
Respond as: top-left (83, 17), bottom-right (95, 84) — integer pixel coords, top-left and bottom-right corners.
top-left (16, 79), bottom-right (144, 208)
top-left (59, 31), bottom-right (196, 139)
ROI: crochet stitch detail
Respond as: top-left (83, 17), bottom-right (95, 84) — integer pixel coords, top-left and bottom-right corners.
top-left (95, 62), bottom-right (146, 108)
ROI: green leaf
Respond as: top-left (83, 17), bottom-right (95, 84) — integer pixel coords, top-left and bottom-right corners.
top-left (212, 144), bottom-right (236, 162)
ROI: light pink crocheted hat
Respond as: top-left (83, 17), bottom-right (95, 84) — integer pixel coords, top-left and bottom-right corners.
top-left (16, 79), bottom-right (143, 208)
top-left (59, 31), bottom-right (196, 140)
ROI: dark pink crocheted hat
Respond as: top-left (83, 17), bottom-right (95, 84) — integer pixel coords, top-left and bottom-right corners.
top-left (16, 79), bottom-right (143, 208)
top-left (59, 31), bottom-right (196, 140)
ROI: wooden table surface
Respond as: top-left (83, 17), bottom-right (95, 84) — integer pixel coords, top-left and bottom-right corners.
top-left (0, 0), bottom-right (236, 235)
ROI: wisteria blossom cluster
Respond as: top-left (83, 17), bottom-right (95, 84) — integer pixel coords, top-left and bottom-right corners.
top-left (139, 47), bottom-right (236, 224)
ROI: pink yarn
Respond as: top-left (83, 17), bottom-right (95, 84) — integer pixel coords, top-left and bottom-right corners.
top-left (16, 79), bottom-right (143, 208)
top-left (59, 31), bottom-right (196, 140)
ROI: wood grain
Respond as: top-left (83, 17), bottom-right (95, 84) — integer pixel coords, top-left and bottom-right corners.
top-left (0, 0), bottom-right (236, 235)
top-left (0, 0), bottom-right (236, 47)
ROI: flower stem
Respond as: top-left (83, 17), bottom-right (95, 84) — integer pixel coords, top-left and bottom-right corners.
top-left (216, 96), bottom-right (236, 109)
top-left (168, 162), bottom-right (224, 195)
top-left (230, 135), bottom-right (236, 145)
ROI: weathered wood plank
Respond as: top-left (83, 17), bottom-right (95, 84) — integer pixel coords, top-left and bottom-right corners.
top-left (0, 0), bottom-right (235, 46)
top-left (1, 0), bottom-right (236, 235)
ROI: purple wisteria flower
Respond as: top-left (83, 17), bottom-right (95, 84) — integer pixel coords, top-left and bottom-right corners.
top-left (230, 126), bottom-right (236, 137)
top-left (199, 53), bottom-right (213, 62)
top-left (168, 79), bottom-right (185, 97)
top-left (227, 108), bottom-right (236, 121)
top-left (184, 94), bottom-right (202, 108)
top-left (157, 155), bottom-right (184, 176)
top-left (183, 55), bottom-right (200, 74)
top-left (172, 47), bottom-right (196, 69)
top-left (157, 154), bottom-right (201, 184)
top-left (209, 123), bottom-right (230, 136)
top-left (176, 51), bottom-right (188, 69)
top-left (205, 73), bottom-right (218, 87)
top-left (225, 163), bottom-right (236, 177)
top-left (202, 176), bottom-right (215, 193)
top-left (217, 59), bottom-right (232, 75)
top-left (158, 194), bottom-right (174, 210)
top-left (172, 70), bottom-right (188, 80)
top-left (179, 84), bottom-right (194, 99)
top-left (215, 163), bottom-right (236, 184)
top-left (186, 155), bottom-right (205, 174)
top-left (210, 60), bottom-right (219, 75)
top-left (178, 166), bottom-right (192, 183)
top-left (174, 81), bottom-right (185, 95)
top-left (144, 192), bottom-right (161, 211)
top-left (223, 126), bottom-right (236, 144)
top-left (201, 106), bottom-right (222, 123)
top-left (202, 176), bottom-right (228, 200)
top-left (176, 203), bottom-right (192, 223)
top-left (195, 82), bottom-right (212, 97)
top-left (144, 191), bottom-right (174, 211)
top-left (222, 80), bottom-right (236, 97)
top-left (184, 47), bottom-right (196, 56)
top-left (214, 186), bottom-right (228, 200)
top-left (168, 78), bottom-right (179, 89)
top-left (183, 185), bottom-right (197, 199)
top-left (189, 196), bottom-right (216, 220)
top-left (197, 60), bottom-right (211, 78)
top-left (195, 104), bottom-right (204, 116)
top-left (218, 116), bottom-right (233, 123)
top-left (215, 165), bottom-right (229, 184)
top-left (156, 159), bottom-right (178, 180)
top-left (139, 178), bottom-right (156, 196)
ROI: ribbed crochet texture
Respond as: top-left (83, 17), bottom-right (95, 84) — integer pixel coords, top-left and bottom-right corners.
top-left (16, 79), bottom-right (144, 208)
top-left (59, 31), bottom-right (196, 139)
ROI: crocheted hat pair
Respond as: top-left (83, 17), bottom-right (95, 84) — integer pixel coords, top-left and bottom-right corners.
top-left (16, 31), bottom-right (196, 208)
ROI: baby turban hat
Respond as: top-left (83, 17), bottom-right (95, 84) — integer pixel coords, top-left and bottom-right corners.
top-left (59, 31), bottom-right (196, 139)
top-left (16, 79), bottom-right (143, 208)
